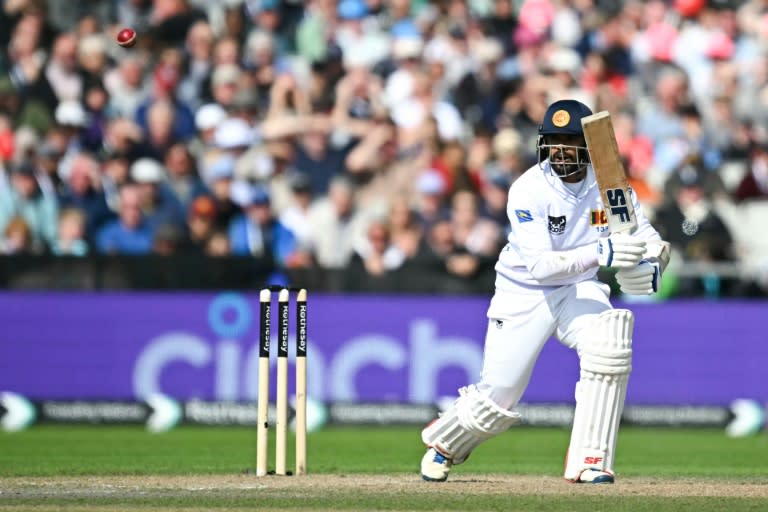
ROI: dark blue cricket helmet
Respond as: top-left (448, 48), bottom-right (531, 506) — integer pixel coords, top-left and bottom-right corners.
top-left (538, 99), bottom-right (593, 136)
top-left (537, 99), bottom-right (593, 177)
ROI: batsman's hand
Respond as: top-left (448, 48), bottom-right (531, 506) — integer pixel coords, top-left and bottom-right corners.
top-left (616, 260), bottom-right (660, 295)
top-left (596, 233), bottom-right (646, 269)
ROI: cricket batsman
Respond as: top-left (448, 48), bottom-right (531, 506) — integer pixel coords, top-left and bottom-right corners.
top-left (419, 99), bottom-right (671, 484)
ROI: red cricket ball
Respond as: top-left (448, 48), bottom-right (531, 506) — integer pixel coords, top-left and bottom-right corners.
top-left (116, 27), bottom-right (137, 48)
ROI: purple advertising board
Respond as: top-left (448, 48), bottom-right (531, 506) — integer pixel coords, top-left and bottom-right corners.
top-left (0, 292), bottom-right (765, 406)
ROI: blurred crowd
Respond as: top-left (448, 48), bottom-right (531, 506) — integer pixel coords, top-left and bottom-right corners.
top-left (1, 0), bottom-right (768, 296)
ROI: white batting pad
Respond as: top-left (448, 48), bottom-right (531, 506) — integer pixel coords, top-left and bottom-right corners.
top-left (564, 309), bottom-right (634, 481)
top-left (422, 384), bottom-right (520, 464)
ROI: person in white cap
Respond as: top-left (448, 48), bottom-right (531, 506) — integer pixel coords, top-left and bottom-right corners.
top-left (129, 157), bottom-right (185, 232)
top-left (190, 102), bottom-right (229, 172)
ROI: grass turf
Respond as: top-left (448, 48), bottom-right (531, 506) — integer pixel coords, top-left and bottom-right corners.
top-left (1, 425), bottom-right (767, 511)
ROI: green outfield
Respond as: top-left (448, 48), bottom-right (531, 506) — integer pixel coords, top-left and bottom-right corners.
top-left (1, 425), bottom-right (767, 511)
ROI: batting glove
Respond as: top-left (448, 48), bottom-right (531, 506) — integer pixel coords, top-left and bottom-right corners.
top-left (616, 260), bottom-right (661, 295)
top-left (596, 233), bottom-right (646, 269)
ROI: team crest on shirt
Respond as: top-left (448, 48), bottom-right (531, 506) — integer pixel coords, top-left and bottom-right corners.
top-left (515, 209), bottom-right (533, 223)
top-left (590, 209), bottom-right (609, 232)
top-left (548, 215), bottom-right (567, 235)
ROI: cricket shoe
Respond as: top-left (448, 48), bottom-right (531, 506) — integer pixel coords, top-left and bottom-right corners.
top-left (572, 469), bottom-right (615, 484)
top-left (421, 447), bottom-right (452, 482)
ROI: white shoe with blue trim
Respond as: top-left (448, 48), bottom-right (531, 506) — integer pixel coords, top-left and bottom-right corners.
top-left (421, 447), bottom-right (452, 482)
top-left (572, 469), bottom-right (615, 484)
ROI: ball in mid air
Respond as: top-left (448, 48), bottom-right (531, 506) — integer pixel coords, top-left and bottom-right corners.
top-left (116, 28), bottom-right (137, 48)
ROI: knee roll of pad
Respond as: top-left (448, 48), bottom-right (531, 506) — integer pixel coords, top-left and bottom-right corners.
top-left (422, 385), bottom-right (520, 464)
top-left (580, 309), bottom-right (633, 376)
top-left (455, 385), bottom-right (521, 436)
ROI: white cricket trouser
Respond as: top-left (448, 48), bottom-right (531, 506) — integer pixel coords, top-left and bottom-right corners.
top-left (479, 279), bottom-right (612, 409)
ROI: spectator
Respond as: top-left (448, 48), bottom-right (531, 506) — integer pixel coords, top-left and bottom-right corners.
top-left (77, 34), bottom-right (110, 87)
top-left (635, 66), bottom-right (689, 147)
top-left (453, 36), bottom-right (506, 130)
top-left (734, 142), bottom-right (768, 202)
top-left (344, 218), bottom-right (406, 291)
top-left (51, 207), bottom-right (88, 256)
top-left (33, 141), bottom-right (65, 193)
top-left (0, 159), bottom-right (58, 250)
top-left (178, 20), bottom-right (215, 108)
top-left (240, 29), bottom-right (282, 106)
top-left (406, 214), bottom-right (481, 293)
top-left (54, 100), bottom-right (90, 186)
top-left (134, 51), bottom-right (197, 144)
top-left (202, 154), bottom-right (239, 229)
top-left (101, 154), bottom-right (132, 212)
top-left (483, 128), bottom-right (527, 185)
top-left (386, 195), bottom-right (422, 260)
top-left (345, 117), bottom-right (402, 215)
top-left (80, 79), bottom-right (111, 153)
top-left (209, 63), bottom-right (243, 110)
top-left (1, 10), bottom-right (58, 133)
top-left (185, 195), bottom-right (218, 253)
top-left (190, 102), bottom-right (228, 168)
top-left (47, 0), bottom-right (112, 33)
top-left (0, 114), bottom-right (14, 164)
top-left (390, 70), bottom-right (464, 146)
top-left (333, 0), bottom-right (389, 70)
top-left (478, 171), bottom-right (513, 233)
top-left (278, 172), bottom-right (316, 258)
top-left (44, 33), bottom-right (82, 103)
top-left (95, 184), bottom-right (154, 255)
top-left (449, 189), bottom-right (501, 261)
top-left (147, 0), bottom-right (207, 49)
top-left (140, 99), bottom-right (182, 161)
top-left (163, 142), bottom-right (208, 210)
top-left (413, 169), bottom-right (449, 230)
top-left (100, 118), bottom-right (144, 162)
top-left (662, 156), bottom-right (728, 207)
top-left (205, 229), bottom-right (231, 256)
top-left (152, 222), bottom-right (185, 255)
top-left (244, 0), bottom-right (293, 55)
top-left (129, 157), bottom-right (186, 232)
top-left (104, 55), bottom-right (148, 119)
top-left (653, 169), bottom-right (736, 296)
top-left (228, 183), bottom-right (299, 269)
top-left (212, 117), bottom-right (258, 178)
top-left (307, 175), bottom-right (367, 269)
top-left (430, 139), bottom-right (477, 196)
top-left (0, 215), bottom-right (34, 255)
top-left (57, 151), bottom-right (114, 237)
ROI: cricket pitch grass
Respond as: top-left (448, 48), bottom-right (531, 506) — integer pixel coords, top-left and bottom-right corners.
top-left (1, 426), bottom-right (766, 511)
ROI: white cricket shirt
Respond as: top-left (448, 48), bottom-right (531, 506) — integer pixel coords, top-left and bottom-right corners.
top-left (494, 160), bottom-right (661, 290)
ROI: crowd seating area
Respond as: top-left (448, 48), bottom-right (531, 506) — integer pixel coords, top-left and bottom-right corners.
top-left (1, 0), bottom-right (767, 297)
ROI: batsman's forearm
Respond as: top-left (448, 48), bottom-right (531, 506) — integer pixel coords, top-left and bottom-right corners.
top-left (525, 244), bottom-right (598, 281)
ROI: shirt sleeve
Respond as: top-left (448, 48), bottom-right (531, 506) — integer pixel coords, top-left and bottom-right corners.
top-left (522, 244), bottom-right (598, 282)
top-left (506, 189), bottom-right (598, 282)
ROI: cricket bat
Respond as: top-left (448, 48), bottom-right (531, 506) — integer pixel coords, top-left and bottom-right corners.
top-left (581, 111), bottom-right (638, 234)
